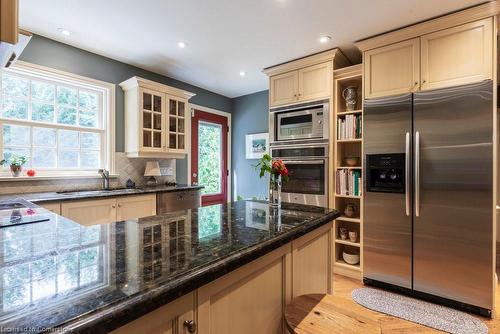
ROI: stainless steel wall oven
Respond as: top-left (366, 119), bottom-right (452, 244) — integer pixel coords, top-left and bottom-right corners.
top-left (270, 141), bottom-right (328, 207)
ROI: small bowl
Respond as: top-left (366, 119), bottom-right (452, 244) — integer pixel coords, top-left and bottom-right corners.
top-left (342, 250), bottom-right (360, 265)
top-left (344, 157), bottom-right (360, 167)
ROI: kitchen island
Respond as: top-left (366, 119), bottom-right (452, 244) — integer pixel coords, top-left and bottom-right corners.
top-left (0, 200), bottom-right (339, 333)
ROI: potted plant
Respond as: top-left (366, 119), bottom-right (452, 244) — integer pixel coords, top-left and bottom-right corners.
top-left (255, 154), bottom-right (289, 207)
top-left (0, 155), bottom-right (28, 177)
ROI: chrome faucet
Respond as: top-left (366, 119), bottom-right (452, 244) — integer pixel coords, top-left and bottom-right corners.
top-left (98, 169), bottom-right (110, 190)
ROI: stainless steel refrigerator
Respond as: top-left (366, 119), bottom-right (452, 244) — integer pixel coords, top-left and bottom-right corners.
top-left (363, 80), bottom-right (494, 316)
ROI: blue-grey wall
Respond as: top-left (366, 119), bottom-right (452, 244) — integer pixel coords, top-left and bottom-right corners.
top-left (231, 90), bottom-right (269, 200)
top-left (19, 35), bottom-right (233, 184)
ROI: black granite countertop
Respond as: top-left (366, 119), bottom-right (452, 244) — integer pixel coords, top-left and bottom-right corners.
top-left (0, 200), bottom-right (339, 333)
top-left (0, 184), bottom-right (203, 204)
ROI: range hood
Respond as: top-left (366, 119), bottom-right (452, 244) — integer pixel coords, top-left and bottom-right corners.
top-left (0, 29), bottom-right (32, 68)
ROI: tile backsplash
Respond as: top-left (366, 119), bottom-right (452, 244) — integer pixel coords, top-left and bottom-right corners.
top-left (0, 153), bottom-right (177, 195)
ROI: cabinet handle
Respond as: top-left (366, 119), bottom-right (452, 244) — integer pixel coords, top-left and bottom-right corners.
top-left (183, 320), bottom-right (196, 333)
top-left (112, 205), bottom-right (116, 209)
top-left (117, 204), bottom-right (122, 208)
top-left (422, 80), bottom-right (427, 84)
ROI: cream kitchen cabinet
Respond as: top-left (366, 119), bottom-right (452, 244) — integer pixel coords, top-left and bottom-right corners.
top-left (197, 245), bottom-right (287, 334)
top-left (298, 61), bottom-right (333, 102)
top-left (362, 18), bottom-right (494, 98)
top-left (420, 18), bottom-right (493, 91)
top-left (269, 71), bottom-right (298, 106)
top-left (364, 38), bottom-right (420, 99)
top-left (40, 201), bottom-right (61, 215)
top-left (110, 292), bottom-right (196, 334)
top-left (61, 194), bottom-right (156, 226)
top-left (62, 198), bottom-right (117, 226)
top-left (0, 0), bottom-right (18, 44)
top-left (269, 62), bottom-right (333, 107)
top-left (120, 77), bottom-right (195, 158)
top-left (291, 222), bottom-right (332, 298)
top-left (115, 194), bottom-right (157, 222)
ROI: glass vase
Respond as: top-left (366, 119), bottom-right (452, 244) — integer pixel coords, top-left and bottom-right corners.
top-left (269, 174), bottom-right (282, 208)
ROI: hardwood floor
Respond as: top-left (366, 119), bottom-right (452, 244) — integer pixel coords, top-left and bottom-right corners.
top-left (332, 274), bottom-right (500, 333)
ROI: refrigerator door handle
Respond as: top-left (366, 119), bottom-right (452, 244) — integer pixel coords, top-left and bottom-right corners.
top-left (415, 131), bottom-right (420, 217)
top-left (405, 132), bottom-right (410, 216)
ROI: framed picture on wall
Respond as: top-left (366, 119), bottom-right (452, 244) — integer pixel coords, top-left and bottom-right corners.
top-left (245, 133), bottom-right (269, 159)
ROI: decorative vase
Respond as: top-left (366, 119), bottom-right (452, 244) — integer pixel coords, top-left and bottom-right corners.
top-left (339, 227), bottom-right (348, 240)
top-left (342, 86), bottom-right (358, 111)
top-left (10, 165), bottom-right (22, 177)
top-left (344, 203), bottom-right (356, 218)
top-left (269, 174), bottom-right (282, 208)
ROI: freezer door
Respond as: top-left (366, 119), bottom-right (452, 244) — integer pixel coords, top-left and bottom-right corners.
top-left (413, 80), bottom-right (494, 310)
top-left (363, 94), bottom-right (413, 289)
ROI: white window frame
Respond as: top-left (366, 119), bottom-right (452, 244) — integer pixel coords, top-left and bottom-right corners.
top-left (0, 61), bottom-right (115, 180)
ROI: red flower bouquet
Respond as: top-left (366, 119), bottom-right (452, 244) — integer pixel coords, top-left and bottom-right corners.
top-left (255, 154), bottom-right (289, 182)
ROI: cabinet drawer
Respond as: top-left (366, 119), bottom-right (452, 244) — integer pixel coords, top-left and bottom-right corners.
top-left (157, 190), bottom-right (201, 214)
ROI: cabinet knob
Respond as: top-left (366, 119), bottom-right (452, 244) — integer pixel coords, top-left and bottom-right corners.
top-left (117, 204), bottom-right (122, 208)
top-left (112, 205), bottom-right (116, 208)
top-left (422, 80), bottom-right (427, 84)
top-left (183, 320), bottom-right (196, 333)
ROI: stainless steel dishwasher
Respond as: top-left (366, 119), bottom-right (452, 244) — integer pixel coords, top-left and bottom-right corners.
top-left (157, 189), bottom-right (201, 214)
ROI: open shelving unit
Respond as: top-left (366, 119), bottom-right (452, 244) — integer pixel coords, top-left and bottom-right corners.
top-left (330, 64), bottom-right (363, 279)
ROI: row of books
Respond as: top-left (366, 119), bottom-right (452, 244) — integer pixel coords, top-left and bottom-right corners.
top-left (335, 169), bottom-right (362, 197)
top-left (337, 114), bottom-right (362, 140)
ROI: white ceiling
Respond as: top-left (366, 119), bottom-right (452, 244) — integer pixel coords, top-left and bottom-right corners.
top-left (20, 0), bottom-right (486, 98)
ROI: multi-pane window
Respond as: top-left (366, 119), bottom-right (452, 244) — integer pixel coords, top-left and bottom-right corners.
top-left (0, 67), bottom-right (109, 173)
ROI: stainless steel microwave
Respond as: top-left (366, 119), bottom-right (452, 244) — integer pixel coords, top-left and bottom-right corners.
top-left (269, 100), bottom-right (329, 142)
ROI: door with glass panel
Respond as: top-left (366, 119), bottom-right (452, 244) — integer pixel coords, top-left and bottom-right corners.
top-left (140, 88), bottom-right (165, 152)
top-left (167, 96), bottom-right (187, 153)
top-left (191, 110), bottom-right (228, 206)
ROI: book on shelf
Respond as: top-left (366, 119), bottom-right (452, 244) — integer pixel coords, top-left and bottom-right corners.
top-left (337, 114), bottom-right (362, 140)
top-left (335, 169), bottom-right (362, 196)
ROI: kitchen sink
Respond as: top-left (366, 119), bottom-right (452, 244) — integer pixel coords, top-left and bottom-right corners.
top-left (56, 187), bottom-right (138, 195)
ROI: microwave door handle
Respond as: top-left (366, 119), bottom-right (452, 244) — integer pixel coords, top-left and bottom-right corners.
top-left (281, 160), bottom-right (324, 165)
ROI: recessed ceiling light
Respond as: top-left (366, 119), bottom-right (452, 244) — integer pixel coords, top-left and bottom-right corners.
top-left (58, 28), bottom-right (71, 36)
top-left (177, 41), bottom-right (187, 48)
top-left (319, 35), bottom-right (332, 44)
top-left (239, 71), bottom-right (246, 77)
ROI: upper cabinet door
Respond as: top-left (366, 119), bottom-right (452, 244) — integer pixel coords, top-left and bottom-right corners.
top-left (420, 18), bottom-right (493, 91)
top-left (270, 71), bottom-right (299, 107)
top-left (140, 88), bottom-right (166, 152)
top-left (167, 96), bottom-right (188, 153)
top-left (364, 38), bottom-right (420, 99)
top-left (298, 62), bottom-right (332, 102)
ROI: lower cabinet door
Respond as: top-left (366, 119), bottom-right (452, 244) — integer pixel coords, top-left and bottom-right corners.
top-left (197, 246), bottom-right (287, 334)
top-left (61, 198), bottom-right (117, 226)
top-left (110, 292), bottom-right (195, 334)
top-left (40, 201), bottom-right (61, 215)
top-left (291, 222), bottom-right (333, 298)
top-left (116, 194), bottom-right (156, 221)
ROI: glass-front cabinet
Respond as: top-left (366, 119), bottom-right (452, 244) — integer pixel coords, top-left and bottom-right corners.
top-left (119, 77), bottom-right (195, 158)
top-left (141, 89), bottom-right (165, 151)
top-left (168, 97), bottom-right (187, 151)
